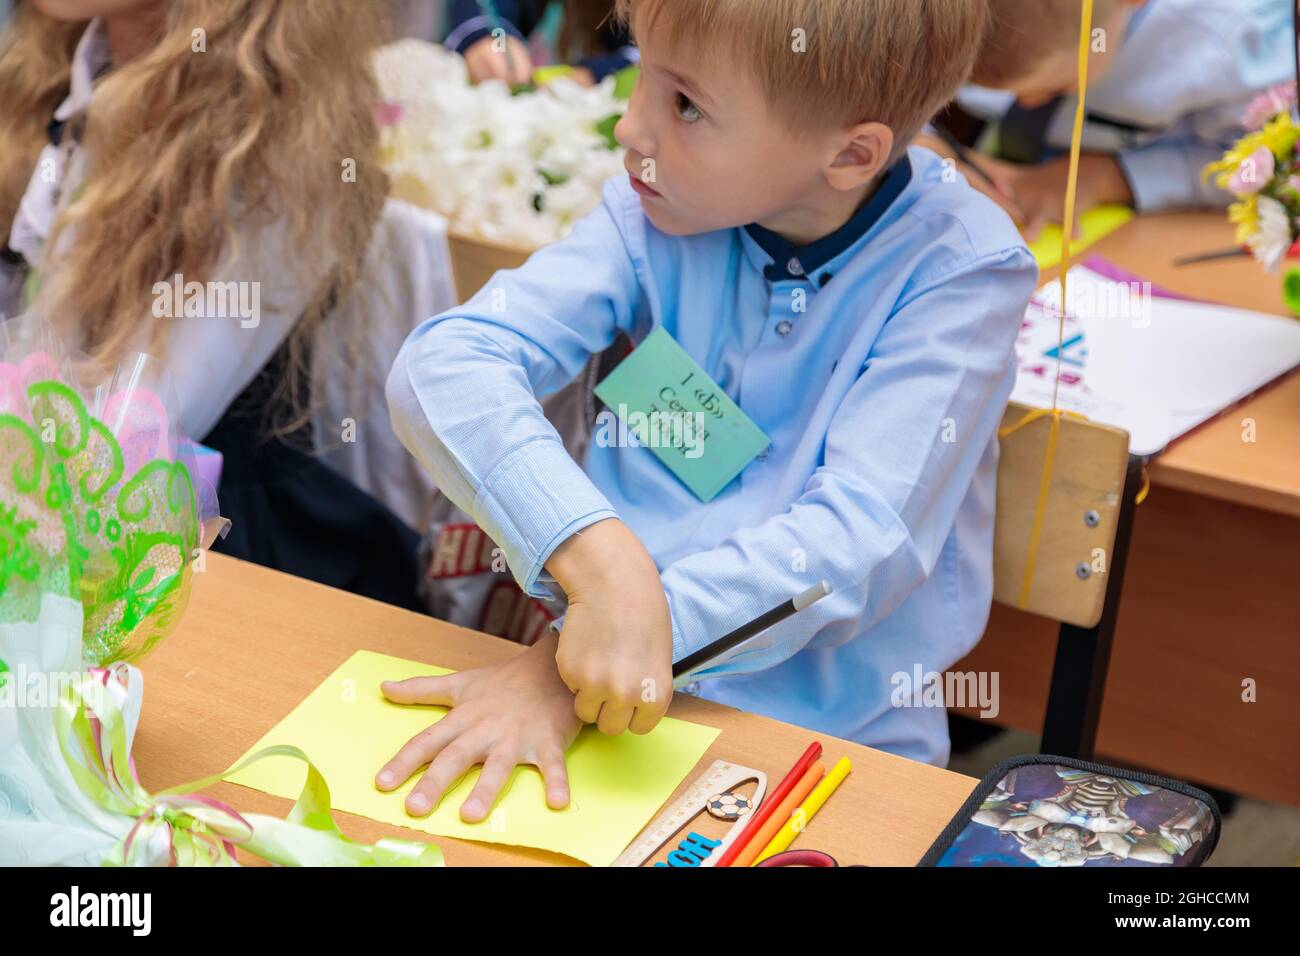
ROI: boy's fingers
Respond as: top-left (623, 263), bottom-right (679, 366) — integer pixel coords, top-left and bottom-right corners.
top-left (596, 698), bottom-right (634, 736)
top-left (460, 748), bottom-right (517, 823)
top-left (537, 748), bottom-right (571, 809)
top-left (573, 686), bottom-right (604, 724)
top-left (381, 673), bottom-right (463, 707)
top-left (628, 701), bottom-right (666, 735)
top-left (406, 738), bottom-right (481, 817)
top-left (376, 709), bottom-right (466, 791)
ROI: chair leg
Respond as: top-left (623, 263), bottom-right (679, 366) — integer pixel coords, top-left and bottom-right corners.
top-left (1040, 455), bottom-right (1143, 759)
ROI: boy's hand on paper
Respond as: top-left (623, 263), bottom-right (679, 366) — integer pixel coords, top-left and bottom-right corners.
top-left (463, 34), bottom-right (535, 86)
top-left (375, 632), bottom-right (581, 822)
top-left (996, 154), bottom-right (1134, 242)
top-left (547, 519), bottom-right (675, 737)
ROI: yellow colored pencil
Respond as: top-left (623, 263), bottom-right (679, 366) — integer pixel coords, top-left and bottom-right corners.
top-left (752, 756), bottom-right (851, 865)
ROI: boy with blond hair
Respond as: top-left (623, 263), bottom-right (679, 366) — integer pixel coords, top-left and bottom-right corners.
top-left (381, 0), bottom-right (1038, 821)
top-left (935, 0), bottom-right (1294, 236)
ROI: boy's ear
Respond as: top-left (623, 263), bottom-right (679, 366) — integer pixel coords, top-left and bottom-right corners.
top-left (826, 122), bottom-right (895, 192)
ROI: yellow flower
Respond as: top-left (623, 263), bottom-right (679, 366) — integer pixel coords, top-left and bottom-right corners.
top-left (1227, 195), bottom-right (1260, 246)
top-left (1205, 114), bottom-right (1299, 187)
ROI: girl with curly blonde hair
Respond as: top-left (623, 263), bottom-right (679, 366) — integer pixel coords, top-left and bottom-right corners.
top-left (0, 0), bottom-right (448, 608)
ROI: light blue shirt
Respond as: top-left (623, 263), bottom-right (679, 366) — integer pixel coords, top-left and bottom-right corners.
top-left (387, 147), bottom-right (1038, 765)
top-left (958, 0), bottom-right (1295, 212)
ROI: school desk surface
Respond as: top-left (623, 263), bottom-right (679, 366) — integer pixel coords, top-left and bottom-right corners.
top-left (1088, 213), bottom-right (1300, 519)
top-left (957, 211), bottom-right (1300, 808)
top-left (131, 553), bottom-right (979, 867)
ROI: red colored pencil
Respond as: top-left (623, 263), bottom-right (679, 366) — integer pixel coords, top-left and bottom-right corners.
top-left (716, 740), bottom-right (822, 867)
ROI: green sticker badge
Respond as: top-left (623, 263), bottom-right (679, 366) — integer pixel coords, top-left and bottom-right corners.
top-left (594, 328), bottom-right (771, 502)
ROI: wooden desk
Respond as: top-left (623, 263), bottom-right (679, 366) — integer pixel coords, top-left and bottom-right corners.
top-left (132, 554), bottom-right (978, 866)
top-left (1097, 213), bottom-right (1300, 518)
top-left (957, 212), bottom-right (1300, 806)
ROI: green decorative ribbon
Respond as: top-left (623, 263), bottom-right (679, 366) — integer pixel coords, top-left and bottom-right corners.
top-left (58, 669), bottom-right (444, 867)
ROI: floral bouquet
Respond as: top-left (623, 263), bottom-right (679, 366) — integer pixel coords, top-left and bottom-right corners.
top-left (0, 320), bottom-right (442, 866)
top-left (373, 39), bottom-right (633, 251)
top-left (1204, 82), bottom-right (1300, 315)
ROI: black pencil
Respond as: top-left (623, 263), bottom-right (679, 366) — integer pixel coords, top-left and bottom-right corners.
top-left (1173, 247), bottom-right (1248, 267)
top-left (672, 581), bottom-right (833, 682)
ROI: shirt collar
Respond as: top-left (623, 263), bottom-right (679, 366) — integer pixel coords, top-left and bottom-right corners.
top-left (741, 154), bottom-right (913, 285)
top-left (53, 18), bottom-right (110, 124)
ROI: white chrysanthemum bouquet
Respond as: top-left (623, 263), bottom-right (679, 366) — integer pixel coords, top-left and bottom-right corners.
top-left (373, 39), bottom-right (632, 251)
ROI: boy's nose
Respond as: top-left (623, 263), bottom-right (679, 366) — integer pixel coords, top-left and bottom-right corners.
top-left (614, 87), bottom-right (655, 158)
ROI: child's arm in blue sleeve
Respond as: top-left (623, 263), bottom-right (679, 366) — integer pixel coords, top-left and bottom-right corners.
top-left (1117, 2), bottom-right (1294, 213)
top-left (662, 246), bottom-right (1038, 679)
top-left (1116, 137), bottom-right (1235, 212)
top-left (386, 184), bottom-right (641, 599)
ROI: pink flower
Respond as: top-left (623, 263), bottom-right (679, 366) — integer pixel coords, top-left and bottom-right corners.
top-left (1242, 82), bottom-right (1297, 130)
top-left (375, 100), bottom-right (406, 128)
top-left (1229, 145), bottom-right (1276, 194)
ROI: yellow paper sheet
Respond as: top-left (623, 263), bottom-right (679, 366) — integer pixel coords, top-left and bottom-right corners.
top-left (226, 649), bottom-right (720, 866)
top-left (1027, 204), bottom-right (1133, 270)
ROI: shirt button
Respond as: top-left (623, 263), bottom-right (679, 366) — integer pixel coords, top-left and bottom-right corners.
top-left (787, 257), bottom-right (804, 276)
top-left (776, 319), bottom-right (793, 336)
top-left (685, 681), bottom-right (701, 695)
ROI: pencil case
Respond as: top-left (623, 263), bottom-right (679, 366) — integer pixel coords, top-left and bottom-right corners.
top-left (919, 754), bottom-right (1221, 867)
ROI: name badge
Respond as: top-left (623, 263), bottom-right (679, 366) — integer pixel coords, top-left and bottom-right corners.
top-left (594, 327), bottom-right (771, 502)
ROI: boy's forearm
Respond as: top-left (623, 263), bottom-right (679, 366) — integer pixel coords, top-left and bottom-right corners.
top-left (548, 520), bottom-right (644, 595)
top-left (544, 517), bottom-right (658, 598)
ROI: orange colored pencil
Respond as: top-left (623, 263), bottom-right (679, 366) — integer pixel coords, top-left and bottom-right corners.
top-left (730, 761), bottom-right (825, 868)
top-left (716, 740), bottom-right (822, 867)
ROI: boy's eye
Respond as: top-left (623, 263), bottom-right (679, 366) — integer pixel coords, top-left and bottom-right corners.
top-left (674, 92), bottom-right (702, 123)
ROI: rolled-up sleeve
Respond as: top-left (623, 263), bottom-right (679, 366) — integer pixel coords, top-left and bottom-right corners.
top-left (665, 246), bottom-right (1038, 680)
top-left (386, 183), bottom-right (640, 597)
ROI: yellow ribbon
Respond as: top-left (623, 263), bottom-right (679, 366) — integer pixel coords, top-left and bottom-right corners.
top-left (1002, 0), bottom-right (1096, 609)
top-left (998, 407), bottom-right (1090, 608)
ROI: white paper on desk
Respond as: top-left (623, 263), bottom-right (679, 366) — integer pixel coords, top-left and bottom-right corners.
top-left (1012, 266), bottom-right (1300, 456)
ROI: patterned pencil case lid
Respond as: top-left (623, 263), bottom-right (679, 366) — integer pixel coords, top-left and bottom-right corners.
top-left (920, 755), bottom-right (1221, 868)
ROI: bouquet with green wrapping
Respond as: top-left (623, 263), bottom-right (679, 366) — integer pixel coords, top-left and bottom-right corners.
top-left (0, 322), bottom-right (442, 866)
